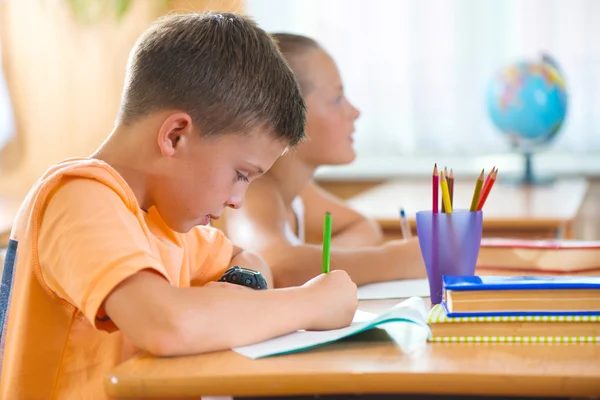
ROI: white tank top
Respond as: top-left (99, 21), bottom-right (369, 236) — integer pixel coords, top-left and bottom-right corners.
top-left (284, 196), bottom-right (305, 245)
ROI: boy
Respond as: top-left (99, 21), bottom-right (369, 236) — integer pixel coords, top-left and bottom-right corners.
top-left (0, 13), bottom-right (357, 399)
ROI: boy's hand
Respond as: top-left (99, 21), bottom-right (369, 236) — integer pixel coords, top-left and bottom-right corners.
top-left (301, 270), bottom-right (358, 331)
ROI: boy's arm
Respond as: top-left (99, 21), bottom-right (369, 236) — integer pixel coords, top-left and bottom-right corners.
top-left (300, 181), bottom-right (384, 247)
top-left (104, 269), bottom-right (355, 357)
top-left (223, 179), bottom-right (426, 288)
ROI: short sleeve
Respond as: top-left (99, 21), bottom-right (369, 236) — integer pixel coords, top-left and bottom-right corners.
top-left (38, 178), bottom-right (169, 332)
top-left (186, 226), bottom-right (233, 285)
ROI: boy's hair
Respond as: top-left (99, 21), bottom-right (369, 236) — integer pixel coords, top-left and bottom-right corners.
top-left (118, 13), bottom-right (306, 146)
top-left (271, 33), bottom-right (321, 95)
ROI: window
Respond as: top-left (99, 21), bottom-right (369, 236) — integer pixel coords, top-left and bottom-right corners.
top-left (247, 0), bottom-right (600, 177)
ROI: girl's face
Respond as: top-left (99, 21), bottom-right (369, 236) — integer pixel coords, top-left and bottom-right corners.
top-left (295, 49), bottom-right (360, 167)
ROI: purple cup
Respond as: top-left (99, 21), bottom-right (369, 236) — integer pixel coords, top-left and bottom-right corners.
top-left (416, 210), bottom-right (483, 305)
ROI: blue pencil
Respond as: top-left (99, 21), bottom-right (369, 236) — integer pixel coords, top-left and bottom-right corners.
top-left (399, 208), bottom-right (412, 239)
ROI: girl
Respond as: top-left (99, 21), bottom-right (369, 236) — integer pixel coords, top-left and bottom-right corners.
top-left (221, 33), bottom-right (426, 287)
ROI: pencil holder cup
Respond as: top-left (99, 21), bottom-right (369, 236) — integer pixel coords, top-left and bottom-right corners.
top-left (416, 210), bottom-right (483, 305)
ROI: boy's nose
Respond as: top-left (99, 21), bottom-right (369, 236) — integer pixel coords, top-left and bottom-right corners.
top-left (226, 196), bottom-right (244, 210)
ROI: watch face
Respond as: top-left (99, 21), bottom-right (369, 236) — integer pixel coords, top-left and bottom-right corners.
top-left (218, 266), bottom-right (267, 289)
top-left (238, 267), bottom-right (257, 275)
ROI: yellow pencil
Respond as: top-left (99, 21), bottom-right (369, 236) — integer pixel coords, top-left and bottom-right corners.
top-left (440, 170), bottom-right (452, 213)
top-left (469, 169), bottom-right (485, 212)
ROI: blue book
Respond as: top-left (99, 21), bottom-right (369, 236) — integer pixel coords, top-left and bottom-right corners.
top-left (443, 275), bottom-right (600, 291)
top-left (442, 276), bottom-right (600, 317)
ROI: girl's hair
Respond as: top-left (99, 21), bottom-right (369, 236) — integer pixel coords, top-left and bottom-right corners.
top-left (271, 33), bottom-right (321, 95)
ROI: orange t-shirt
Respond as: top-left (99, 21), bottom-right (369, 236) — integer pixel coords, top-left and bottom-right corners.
top-left (0, 158), bottom-right (233, 399)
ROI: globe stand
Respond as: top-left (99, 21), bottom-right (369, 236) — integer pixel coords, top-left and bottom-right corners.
top-left (501, 151), bottom-right (555, 186)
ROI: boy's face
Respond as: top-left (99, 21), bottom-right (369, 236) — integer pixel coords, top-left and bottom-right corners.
top-left (296, 49), bottom-right (360, 167)
top-left (153, 121), bottom-right (286, 233)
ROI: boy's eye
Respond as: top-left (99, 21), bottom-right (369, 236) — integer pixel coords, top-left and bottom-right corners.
top-left (236, 171), bottom-right (249, 183)
top-left (334, 95), bottom-right (343, 104)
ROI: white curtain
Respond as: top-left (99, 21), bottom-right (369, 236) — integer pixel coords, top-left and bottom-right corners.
top-left (0, 35), bottom-right (15, 153)
top-left (247, 0), bottom-right (600, 174)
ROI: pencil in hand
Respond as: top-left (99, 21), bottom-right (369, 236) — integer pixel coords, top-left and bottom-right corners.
top-left (322, 211), bottom-right (332, 273)
top-left (469, 169), bottom-right (485, 212)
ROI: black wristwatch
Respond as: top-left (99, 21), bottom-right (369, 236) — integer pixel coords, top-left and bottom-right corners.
top-left (218, 266), bottom-right (268, 290)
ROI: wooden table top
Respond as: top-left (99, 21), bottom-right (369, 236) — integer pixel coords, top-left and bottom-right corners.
top-left (346, 178), bottom-right (589, 230)
top-left (105, 298), bottom-right (600, 398)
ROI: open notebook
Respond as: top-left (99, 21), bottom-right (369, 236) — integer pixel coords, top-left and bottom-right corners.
top-left (233, 297), bottom-right (431, 359)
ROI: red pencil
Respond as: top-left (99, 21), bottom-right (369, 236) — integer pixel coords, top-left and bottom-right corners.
top-left (433, 164), bottom-right (439, 213)
top-left (481, 166), bottom-right (496, 195)
top-left (477, 169), bottom-right (498, 210)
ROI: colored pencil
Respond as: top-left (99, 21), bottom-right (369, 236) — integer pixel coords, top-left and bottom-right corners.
top-left (442, 167), bottom-right (448, 213)
top-left (322, 211), bottom-right (332, 273)
top-left (399, 208), bottom-right (412, 239)
top-left (482, 166), bottom-right (496, 195)
top-left (448, 168), bottom-right (455, 209)
top-left (440, 170), bottom-right (453, 214)
top-left (433, 164), bottom-right (439, 213)
top-left (469, 169), bottom-right (485, 212)
top-left (477, 169), bottom-right (498, 211)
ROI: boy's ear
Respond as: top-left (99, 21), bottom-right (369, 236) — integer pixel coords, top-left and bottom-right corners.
top-left (157, 112), bottom-right (194, 157)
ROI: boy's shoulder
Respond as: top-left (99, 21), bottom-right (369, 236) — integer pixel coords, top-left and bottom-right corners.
top-left (37, 158), bottom-right (137, 215)
top-left (12, 157), bottom-right (138, 240)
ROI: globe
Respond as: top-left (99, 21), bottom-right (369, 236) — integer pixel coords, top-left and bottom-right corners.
top-left (486, 54), bottom-right (568, 184)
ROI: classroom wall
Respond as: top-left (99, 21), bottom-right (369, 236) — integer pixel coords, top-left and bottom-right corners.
top-left (0, 0), bottom-right (242, 196)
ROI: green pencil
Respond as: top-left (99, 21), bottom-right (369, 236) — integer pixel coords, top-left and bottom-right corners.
top-left (322, 211), bottom-right (332, 273)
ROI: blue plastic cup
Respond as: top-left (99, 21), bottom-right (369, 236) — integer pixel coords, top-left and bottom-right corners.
top-left (416, 210), bottom-right (483, 305)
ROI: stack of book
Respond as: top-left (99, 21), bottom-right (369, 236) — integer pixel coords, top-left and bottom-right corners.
top-left (428, 275), bottom-right (600, 343)
top-left (477, 238), bottom-right (600, 275)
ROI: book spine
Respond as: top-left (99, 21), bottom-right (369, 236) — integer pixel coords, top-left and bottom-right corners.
top-left (429, 336), bottom-right (599, 343)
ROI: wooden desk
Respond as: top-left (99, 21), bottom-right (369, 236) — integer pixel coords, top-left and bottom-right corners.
top-left (346, 178), bottom-right (589, 240)
top-left (105, 299), bottom-right (600, 398)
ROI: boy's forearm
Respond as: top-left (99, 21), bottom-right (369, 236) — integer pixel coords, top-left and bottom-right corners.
top-left (106, 271), bottom-right (313, 357)
top-left (167, 285), bottom-right (311, 355)
top-left (331, 219), bottom-right (384, 248)
top-left (270, 244), bottom-right (399, 287)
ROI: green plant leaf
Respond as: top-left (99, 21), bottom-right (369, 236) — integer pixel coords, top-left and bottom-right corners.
top-left (113, 0), bottom-right (133, 21)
